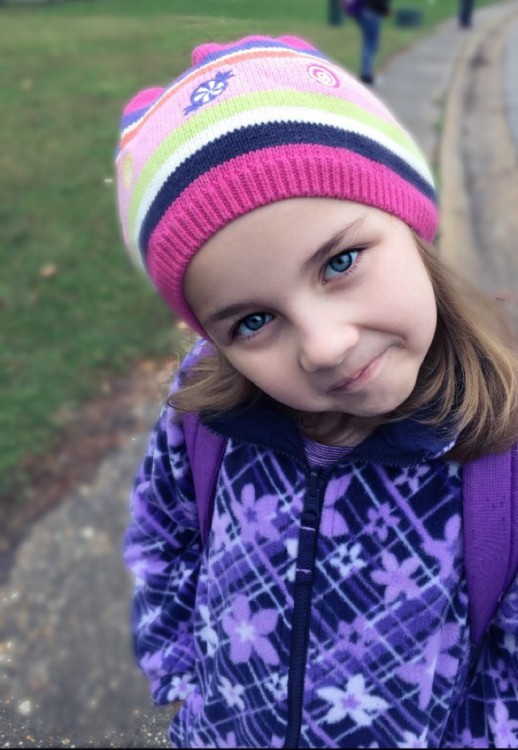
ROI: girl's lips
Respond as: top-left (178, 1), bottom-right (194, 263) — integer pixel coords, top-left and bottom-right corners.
top-left (329, 350), bottom-right (387, 392)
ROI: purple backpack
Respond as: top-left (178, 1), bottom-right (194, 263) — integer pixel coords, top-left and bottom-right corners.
top-left (183, 411), bottom-right (518, 645)
top-left (463, 444), bottom-right (518, 642)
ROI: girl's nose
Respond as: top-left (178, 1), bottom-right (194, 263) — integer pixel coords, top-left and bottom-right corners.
top-left (298, 321), bottom-right (360, 373)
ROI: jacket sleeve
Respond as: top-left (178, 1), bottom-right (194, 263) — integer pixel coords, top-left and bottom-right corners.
top-left (123, 358), bottom-right (202, 706)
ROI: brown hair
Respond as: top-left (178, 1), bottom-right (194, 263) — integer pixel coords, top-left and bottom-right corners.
top-left (169, 238), bottom-right (518, 462)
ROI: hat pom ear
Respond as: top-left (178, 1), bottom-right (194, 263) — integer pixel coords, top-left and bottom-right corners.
top-left (191, 42), bottom-right (224, 65)
top-left (277, 35), bottom-right (317, 51)
top-left (191, 34), bottom-right (317, 66)
top-left (122, 87), bottom-right (165, 116)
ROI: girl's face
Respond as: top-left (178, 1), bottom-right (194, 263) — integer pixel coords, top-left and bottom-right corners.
top-left (185, 198), bottom-right (437, 435)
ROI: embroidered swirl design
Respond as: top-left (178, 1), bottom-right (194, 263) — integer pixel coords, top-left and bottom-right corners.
top-left (306, 64), bottom-right (340, 88)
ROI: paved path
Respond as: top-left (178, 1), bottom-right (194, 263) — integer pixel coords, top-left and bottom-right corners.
top-left (505, 16), bottom-right (518, 148)
top-left (1, 3), bottom-right (518, 746)
top-left (438, 0), bottom-right (518, 322)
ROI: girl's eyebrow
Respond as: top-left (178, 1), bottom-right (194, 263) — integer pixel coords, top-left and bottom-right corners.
top-left (300, 217), bottom-right (366, 277)
top-left (204, 217), bottom-right (368, 329)
top-left (205, 301), bottom-right (260, 328)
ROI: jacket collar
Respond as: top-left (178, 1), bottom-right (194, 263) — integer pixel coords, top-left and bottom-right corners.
top-left (202, 394), bottom-right (455, 468)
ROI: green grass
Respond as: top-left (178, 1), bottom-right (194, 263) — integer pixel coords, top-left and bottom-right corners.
top-left (0, 0), bottom-right (501, 495)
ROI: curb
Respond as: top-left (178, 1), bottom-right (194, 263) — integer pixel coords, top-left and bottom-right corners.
top-left (439, 0), bottom-right (518, 279)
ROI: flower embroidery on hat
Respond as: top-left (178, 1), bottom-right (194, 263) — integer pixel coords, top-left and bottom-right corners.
top-left (184, 70), bottom-right (235, 115)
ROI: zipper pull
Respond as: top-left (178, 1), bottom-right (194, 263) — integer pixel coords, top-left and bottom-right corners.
top-left (301, 469), bottom-right (323, 528)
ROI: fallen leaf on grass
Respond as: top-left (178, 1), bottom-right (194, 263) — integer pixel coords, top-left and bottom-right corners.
top-left (39, 264), bottom-right (58, 279)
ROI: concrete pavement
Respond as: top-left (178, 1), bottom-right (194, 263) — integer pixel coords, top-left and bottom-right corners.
top-left (438, 0), bottom-right (518, 320)
top-left (505, 16), bottom-right (518, 149)
top-left (1, 3), bottom-right (518, 746)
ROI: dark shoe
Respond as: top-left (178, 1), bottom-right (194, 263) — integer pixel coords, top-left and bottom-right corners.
top-left (360, 74), bottom-right (374, 85)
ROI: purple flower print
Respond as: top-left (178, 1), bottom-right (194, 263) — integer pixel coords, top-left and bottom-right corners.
top-left (166, 420), bottom-right (190, 478)
top-left (337, 616), bottom-right (376, 661)
top-left (136, 604), bottom-right (161, 632)
top-left (329, 541), bottom-right (367, 579)
top-left (215, 732), bottom-right (238, 749)
top-left (317, 674), bottom-right (388, 726)
top-left (222, 594), bottom-right (279, 665)
top-left (502, 632), bottom-right (518, 657)
top-left (177, 618), bottom-right (191, 638)
top-left (166, 418), bottom-right (184, 448)
top-left (218, 676), bottom-right (245, 710)
top-left (489, 700), bottom-right (518, 747)
top-left (165, 672), bottom-right (196, 701)
top-left (394, 465), bottom-right (430, 494)
top-left (265, 672), bottom-right (289, 702)
top-left (172, 559), bottom-right (194, 590)
top-left (211, 510), bottom-right (232, 551)
top-left (170, 450), bottom-right (189, 479)
top-left (396, 729), bottom-right (428, 748)
top-left (371, 550), bottom-right (420, 604)
top-left (140, 649), bottom-right (163, 679)
top-left (124, 542), bottom-right (168, 580)
top-left (435, 622), bottom-right (461, 680)
top-left (198, 604), bottom-right (218, 657)
top-left (233, 484), bottom-right (281, 544)
top-left (188, 690), bottom-right (204, 717)
top-left (397, 624), bottom-right (460, 710)
top-left (423, 514), bottom-right (461, 581)
top-left (365, 503), bottom-right (398, 543)
top-left (488, 658), bottom-right (517, 693)
top-left (496, 572), bottom-right (518, 624)
top-left (458, 729), bottom-right (490, 748)
top-left (319, 475), bottom-right (350, 538)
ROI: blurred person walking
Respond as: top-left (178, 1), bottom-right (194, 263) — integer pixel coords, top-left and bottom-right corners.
top-left (344, 0), bottom-right (392, 84)
top-left (459, 0), bottom-right (475, 28)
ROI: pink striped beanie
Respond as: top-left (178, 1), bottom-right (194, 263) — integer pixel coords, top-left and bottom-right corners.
top-left (116, 35), bottom-right (438, 334)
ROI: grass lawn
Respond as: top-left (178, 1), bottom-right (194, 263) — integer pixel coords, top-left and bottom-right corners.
top-left (0, 0), bottom-right (501, 496)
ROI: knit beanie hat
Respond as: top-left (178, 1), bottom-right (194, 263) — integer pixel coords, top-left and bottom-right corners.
top-left (116, 35), bottom-right (438, 335)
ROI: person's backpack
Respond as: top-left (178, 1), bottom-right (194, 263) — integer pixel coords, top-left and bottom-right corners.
top-left (365, 0), bottom-right (391, 16)
top-left (183, 410), bottom-right (227, 545)
top-left (343, 0), bottom-right (364, 19)
top-left (183, 409), bottom-right (518, 645)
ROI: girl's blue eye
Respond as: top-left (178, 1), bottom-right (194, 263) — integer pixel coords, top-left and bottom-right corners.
top-left (323, 249), bottom-right (359, 280)
top-left (235, 312), bottom-right (273, 338)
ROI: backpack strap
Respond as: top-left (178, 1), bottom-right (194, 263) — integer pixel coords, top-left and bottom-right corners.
top-left (463, 442), bottom-right (518, 644)
top-left (183, 411), bottom-right (227, 546)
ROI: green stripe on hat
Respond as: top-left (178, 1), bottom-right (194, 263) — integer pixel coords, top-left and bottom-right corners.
top-left (128, 89), bottom-right (429, 236)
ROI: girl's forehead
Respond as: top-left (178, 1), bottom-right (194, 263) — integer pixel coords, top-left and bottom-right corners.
top-left (184, 199), bottom-right (413, 307)
top-left (200, 198), bottom-right (381, 252)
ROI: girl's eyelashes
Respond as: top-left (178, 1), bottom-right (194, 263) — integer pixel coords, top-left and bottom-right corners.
top-left (233, 312), bottom-right (273, 340)
top-left (323, 248), bottom-right (362, 281)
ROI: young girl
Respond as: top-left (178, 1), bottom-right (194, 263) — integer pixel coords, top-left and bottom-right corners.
top-left (115, 35), bottom-right (518, 748)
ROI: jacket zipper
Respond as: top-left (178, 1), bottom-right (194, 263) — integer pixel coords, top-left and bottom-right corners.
top-left (284, 468), bottom-right (327, 749)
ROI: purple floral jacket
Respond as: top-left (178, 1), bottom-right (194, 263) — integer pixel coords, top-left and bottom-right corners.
top-left (123, 347), bottom-right (518, 748)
